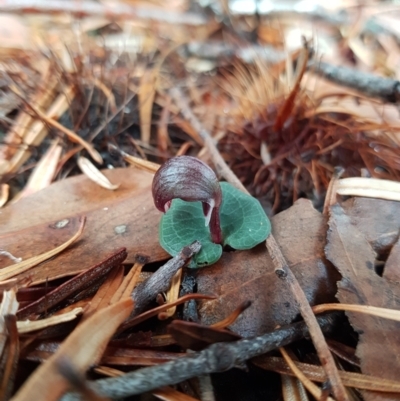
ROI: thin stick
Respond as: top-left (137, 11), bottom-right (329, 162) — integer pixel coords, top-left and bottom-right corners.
top-left (169, 88), bottom-right (247, 193)
top-left (310, 61), bottom-right (400, 104)
top-left (280, 347), bottom-right (335, 401)
top-left (60, 314), bottom-right (338, 401)
top-left (267, 235), bottom-right (348, 401)
top-left (131, 241), bottom-right (201, 316)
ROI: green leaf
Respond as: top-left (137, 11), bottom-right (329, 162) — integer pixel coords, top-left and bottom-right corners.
top-left (159, 182), bottom-right (271, 268)
top-left (159, 200), bottom-right (222, 268)
top-left (219, 182), bottom-right (271, 249)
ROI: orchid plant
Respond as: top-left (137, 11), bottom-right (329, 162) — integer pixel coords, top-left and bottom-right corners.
top-left (152, 156), bottom-right (271, 268)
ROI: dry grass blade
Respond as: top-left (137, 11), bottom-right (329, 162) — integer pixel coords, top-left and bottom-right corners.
top-left (12, 140), bottom-right (62, 203)
top-left (9, 85), bottom-right (102, 165)
top-left (119, 149), bottom-right (160, 173)
top-left (313, 303), bottom-right (400, 322)
top-left (323, 167), bottom-right (345, 215)
top-left (77, 157), bottom-right (120, 190)
top-left (255, 356), bottom-right (400, 393)
top-left (6, 85), bottom-right (74, 174)
top-left (159, 270), bottom-right (182, 319)
top-left (82, 266), bottom-right (124, 320)
top-left (210, 301), bottom-right (252, 330)
top-left (0, 70), bottom-right (57, 164)
top-left (280, 347), bottom-right (335, 401)
top-left (11, 298), bottom-right (133, 401)
top-left (139, 69), bottom-right (157, 145)
top-left (0, 184), bottom-right (9, 208)
top-left (17, 307), bottom-right (83, 334)
top-left (0, 315), bottom-right (19, 401)
top-left (120, 294), bottom-right (215, 332)
top-left (0, 217), bottom-right (86, 281)
top-left (0, 290), bottom-right (19, 356)
top-left (110, 262), bottom-right (144, 304)
top-left (281, 375), bottom-right (309, 401)
top-left (153, 386), bottom-right (201, 401)
top-left (93, 78), bottom-right (116, 114)
top-left (336, 177), bottom-right (400, 201)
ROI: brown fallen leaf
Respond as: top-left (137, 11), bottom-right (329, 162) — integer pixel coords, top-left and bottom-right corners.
top-left (342, 197), bottom-right (400, 254)
top-left (0, 167), bottom-right (154, 232)
top-left (383, 236), bottom-right (400, 282)
top-left (326, 204), bottom-right (400, 401)
top-left (0, 217), bottom-right (85, 282)
top-left (197, 199), bottom-right (340, 337)
top-left (0, 168), bottom-right (168, 283)
top-left (12, 298), bottom-right (133, 401)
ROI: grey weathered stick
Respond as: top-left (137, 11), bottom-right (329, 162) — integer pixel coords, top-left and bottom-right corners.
top-left (130, 240), bottom-right (201, 316)
top-left (60, 314), bottom-right (338, 401)
top-left (266, 235), bottom-right (348, 401)
top-left (170, 87), bottom-right (247, 193)
top-left (183, 44), bottom-right (400, 104)
top-left (310, 61), bottom-right (400, 103)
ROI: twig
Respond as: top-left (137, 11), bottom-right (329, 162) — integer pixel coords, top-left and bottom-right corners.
top-left (169, 88), bottom-right (247, 193)
top-left (0, 0), bottom-right (207, 25)
top-left (184, 44), bottom-right (400, 105)
top-left (170, 88), bottom-right (347, 399)
top-left (266, 235), bottom-right (348, 401)
top-left (60, 314), bottom-right (338, 401)
top-left (131, 241), bottom-right (201, 316)
top-left (310, 61), bottom-right (400, 103)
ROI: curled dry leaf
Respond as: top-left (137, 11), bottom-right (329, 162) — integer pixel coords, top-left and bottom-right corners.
top-left (313, 303), bottom-right (400, 322)
top-left (77, 157), bottom-right (120, 190)
top-left (12, 298), bottom-right (133, 401)
top-left (336, 177), bottom-right (400, 201)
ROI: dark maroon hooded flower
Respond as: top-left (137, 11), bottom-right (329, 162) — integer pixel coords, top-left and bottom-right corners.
top-left (152, 156), bottom-right (223, 244)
